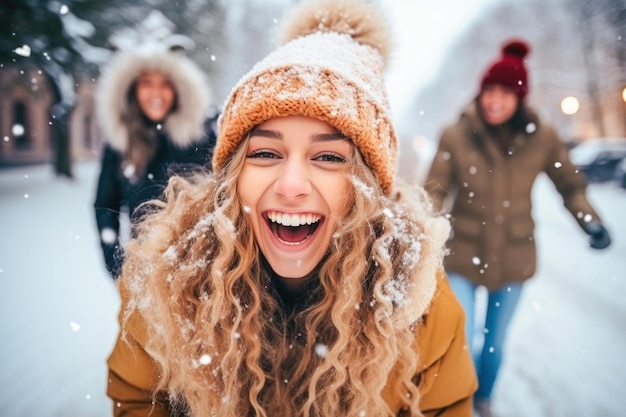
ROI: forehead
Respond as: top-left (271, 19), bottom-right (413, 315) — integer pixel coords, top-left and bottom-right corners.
top-left (483, 84), bottom-right (516, 94)
top-left (254, 115), bottom-right (338, 133)
top-left (137, 69), bottom-right (170, 81)
top-left (249, 116), bottom-right (354, 150)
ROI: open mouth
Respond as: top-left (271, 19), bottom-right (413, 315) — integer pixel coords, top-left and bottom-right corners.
top-left (265, 211), bottom-right (322, 246)
top-left (149, 99), bottom-right (164, 109)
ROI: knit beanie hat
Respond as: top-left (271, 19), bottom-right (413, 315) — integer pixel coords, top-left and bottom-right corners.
top-left (213, 0), bottom-right (397, 195)
top-left (480, 39), bottom-right (531, 101)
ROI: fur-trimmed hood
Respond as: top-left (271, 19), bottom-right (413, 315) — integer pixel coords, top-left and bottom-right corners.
top-left (96, 47), bottom-right (211, 153)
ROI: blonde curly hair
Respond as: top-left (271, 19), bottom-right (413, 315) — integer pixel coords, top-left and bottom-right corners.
top-left (118, 133), bottom-right (449, 416)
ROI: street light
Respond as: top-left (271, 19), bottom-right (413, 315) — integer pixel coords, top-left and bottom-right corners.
top-left (561, 96), bottom-right (580, 115)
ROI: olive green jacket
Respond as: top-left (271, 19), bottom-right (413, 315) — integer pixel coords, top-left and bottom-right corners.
top-left (425, 101), bottom-right (601, 289)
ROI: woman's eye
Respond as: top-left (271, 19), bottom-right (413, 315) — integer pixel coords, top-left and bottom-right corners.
top-left (315, 152), bottom-right (346, 163)
top-left (247, 149), bottom-right (280, 159)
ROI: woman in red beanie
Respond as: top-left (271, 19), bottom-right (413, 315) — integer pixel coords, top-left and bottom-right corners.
top-left (425, 39), bottom-right (611, 417)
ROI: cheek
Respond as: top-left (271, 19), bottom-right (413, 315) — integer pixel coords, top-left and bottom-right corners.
top-left (237, 169), bottom-right (261, 213)
top-left (163, 87), bottom-right (175, 103)
top-left (136, 95), bottom-right (151, 114)
top-left (506, 98), bottom-right (518, 114)
top-left (135, 88), bottom-right (148, 103)
top-left (480, 94), bottom-right (494, 109)
top-left (326, 176), bottom-right (351, 218)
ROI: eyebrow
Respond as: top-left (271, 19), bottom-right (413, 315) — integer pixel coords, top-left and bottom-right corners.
top-left (250, 128), bottom-right (349, 143)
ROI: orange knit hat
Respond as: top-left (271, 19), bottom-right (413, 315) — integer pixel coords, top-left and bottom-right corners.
top-left (212, 0), bottom-right (397, 195)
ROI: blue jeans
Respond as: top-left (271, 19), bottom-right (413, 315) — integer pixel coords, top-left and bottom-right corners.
top-left (447, 272), bottom-right (523, 401)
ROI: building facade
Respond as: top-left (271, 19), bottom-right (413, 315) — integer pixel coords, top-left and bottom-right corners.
top-left (0, 67), bottom-right (101, 168)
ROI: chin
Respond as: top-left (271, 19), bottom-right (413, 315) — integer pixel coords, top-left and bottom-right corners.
top-left (269, 258), bottom-right (316, 279)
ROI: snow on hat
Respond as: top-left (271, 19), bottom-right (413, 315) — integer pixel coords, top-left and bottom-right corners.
top-left (480, 39), bottom-right (531, 101)
top-left (213, 0), bottom-right (397, 195)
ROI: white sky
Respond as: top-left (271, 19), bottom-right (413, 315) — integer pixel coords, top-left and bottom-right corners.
top-left (382, 0), bottom-right (502, 118)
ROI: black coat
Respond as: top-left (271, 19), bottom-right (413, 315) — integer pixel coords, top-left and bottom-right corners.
top-left (94, 120), bottom-right (217, 278)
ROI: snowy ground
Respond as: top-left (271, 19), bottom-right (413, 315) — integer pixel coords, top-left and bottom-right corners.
top-left (494, 174), bottom-right (626, 417)
top-left (0, 161), bottom-right (624, 417)
top-left (0, 162), bottom-right (119, 417)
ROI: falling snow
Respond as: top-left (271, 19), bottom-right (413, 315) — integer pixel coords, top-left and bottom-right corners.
top-left (314, 343), bottom-right (328, 358)
top-left (11, 124), bottom-right (25, 136)
top-left (0, 109), bottom-right (625, 417)
top-left (13, 45), bottom-right (31, 57)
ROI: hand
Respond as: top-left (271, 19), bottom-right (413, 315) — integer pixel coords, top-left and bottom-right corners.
top-left (582, 221), bottom-right (611, 250)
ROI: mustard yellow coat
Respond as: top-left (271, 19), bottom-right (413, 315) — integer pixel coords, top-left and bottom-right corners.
top-left (107, 271), bottom-right (477, 416)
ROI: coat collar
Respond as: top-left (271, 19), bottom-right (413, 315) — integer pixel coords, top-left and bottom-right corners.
top-left (460, 100), bottom-right (540, 160)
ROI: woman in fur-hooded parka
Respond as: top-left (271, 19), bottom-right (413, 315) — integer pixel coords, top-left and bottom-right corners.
top-left (93, 41), bottom-right (217, 279)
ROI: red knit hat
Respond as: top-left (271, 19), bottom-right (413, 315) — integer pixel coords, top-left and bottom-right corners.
top-left (480, 39), bottom-right (531, 100)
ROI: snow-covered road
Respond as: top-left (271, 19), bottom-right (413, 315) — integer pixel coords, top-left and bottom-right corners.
top-left (0, 161), bottom-right (624, 416)
top-left (0, 162), bottom-right (119, 416)
top-left (495, 175), bottom-right (626, 417)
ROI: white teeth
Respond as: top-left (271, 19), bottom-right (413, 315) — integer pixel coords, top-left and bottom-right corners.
top-left (267, 211), bottom-right (320, 227)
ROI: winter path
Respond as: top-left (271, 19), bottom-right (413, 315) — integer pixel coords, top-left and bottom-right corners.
top-left (494, 175), bottom-right (626, 417)
top-left (0, 162), bottom-right (119, 416)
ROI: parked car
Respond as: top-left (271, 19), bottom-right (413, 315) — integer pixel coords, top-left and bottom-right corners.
top-left (569, 137), bottom-right (626, 184)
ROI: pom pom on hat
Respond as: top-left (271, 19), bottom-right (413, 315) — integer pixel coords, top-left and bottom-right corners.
top-left (279, 0), bottom-right (392, 66)
top-left (501, 40), bottom-right (529, 61)
top-left (480, 39), bottom-right (531, 100)
top-left (213, 0), bottom-right (397, 195)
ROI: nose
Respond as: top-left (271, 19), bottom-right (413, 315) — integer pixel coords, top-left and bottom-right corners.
top-left (273, 157), bottom-right (312, 200)
top-left (150, 85), bottom-right (164, 98)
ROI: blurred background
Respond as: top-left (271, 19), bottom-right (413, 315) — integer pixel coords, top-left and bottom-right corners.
top-left (1, 0), bottom-right (625, 416)
top-left (1, 0), bottom-right (625, 184)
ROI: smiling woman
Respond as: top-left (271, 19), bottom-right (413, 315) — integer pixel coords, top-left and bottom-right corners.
top-left (92, 12), bottom-right (217, 280)
top-left (105, 0), bottom-right (477, 416)
top-left (239, 116), bottom-right (352, 280)
top-left (133, 70), bottom-right (176, 123)
top-left (424, 38), bottom-right (612, 417)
